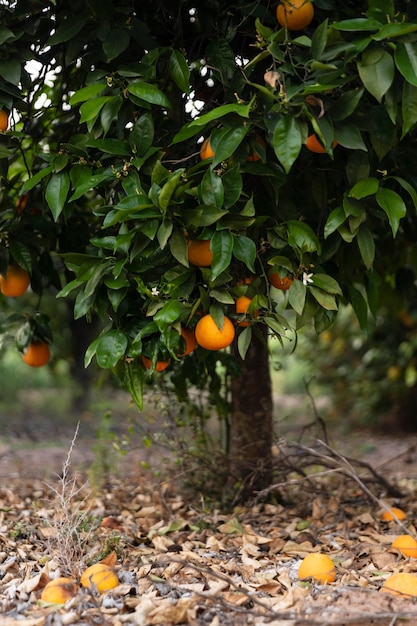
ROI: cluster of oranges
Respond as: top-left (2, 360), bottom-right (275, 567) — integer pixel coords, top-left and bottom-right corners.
top-left (143, 234), bottom-right (297, 371)
top-left (0, 264), bottom-right (51, 367)
top-left (297, 506), bottom-right (417, 598)
top-left (40, 562), bottom-right (119, 605)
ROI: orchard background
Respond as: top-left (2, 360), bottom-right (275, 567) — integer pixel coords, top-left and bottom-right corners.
top-left (1, 0), bottom-right (417, 502)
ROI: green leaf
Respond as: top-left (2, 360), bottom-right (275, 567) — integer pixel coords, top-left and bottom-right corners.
top-left (332, 18), bottom-right (383, 31)
top-left (372, 22), bottom-right (417, 40)
top-left (199, 168), bottom-right (224, 209)
top-left (357, 47), bottom-right (394, 102)
top-left (288, 279), bottom-right (306, 316)
top-left (79, 96), bottom-right (113, 124)
top-left (171, 101), bottom-right (253, 142)
top-left (401, 81), bottom-right (417, 138)
top-left (309, 286), bottom-right (338, 311)
top-left (159, 169), bottom-right (186, 211)
top-left (390, 176), bottom-right (417, 210)
top-left (375, 187), bottom-right (406, 236)
top-left (127, 82), bottom-right (171, 108)
top-left (237, 326), bottom-right (252, 360)
top-left (272, 116), bottom-right (302, 174)
top-left (357, 225), bottom-right (375, 269)
top-left (349, 177), bottom-right (379, 199)
top-left (287, 221), bottom-right (321, 255)
top-left (211, 230), bottom-right (234, 280)
top-left (69, 83), bottom-right (107, 105)
top-left (69, 173), bottom-right (114, 201)
top-left (222, 166), bottom-right (243, 209)
top-left (85, 138), bottom-right (131, 156)
top-left (324, 207), bottom-right (346, 238)
top-left (103, 27), bottom-right (130, 61)
top-left (122, 360), bottom-right (144, 410)
top-left (311, 274), bottom-right (342, 295)
top-left (96, 330), bottom-right (128, 368)
top-left (169, 49), bottom-right (190, 94)
top-left (47, 11), bottom-right (90, 45)
top-left (233, 236), bottom-right (256, 273)
top-left (129, 112), bottom-right (154, 154)
top-left (0, 27), bottom-right (15, 46)
top-left (9, 241), bottom-right (31, 273)
top-left (20, 165), bottom-right (54, 194)
top-left (0, 59), bottom-right (20, 86)
top-left (157, 221), bottom-right (173, 250)
top-left (170, 229), bottom-right (188, 266)
top-left (331, 88), bottom-right (364, 122)
top-left (154, 300), bottom-right (183, 330)
top-left (45, 172), bottom-right (70, 221)
top-left (334, 123), bottom-right (367, 151)
top-left (311, 19), bottom-right (328, 61)
top-left (212, 126), bottom-right (249, 167)
top-left (395, 43), bottom-right (417, 87)
top-left (348, 285), bottom-right (368, 330)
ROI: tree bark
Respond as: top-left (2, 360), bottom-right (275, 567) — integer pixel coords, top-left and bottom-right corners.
top-left (228, 327), bottom-right (273, 501)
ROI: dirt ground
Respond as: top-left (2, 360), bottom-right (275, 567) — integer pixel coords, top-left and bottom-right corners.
top-left (2, 395), bottom-right (417, 626)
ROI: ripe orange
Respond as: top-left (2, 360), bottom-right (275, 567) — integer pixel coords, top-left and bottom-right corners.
top-left (276, 0), bottom-right (314, 31)
top-left (177, 326), bottom-right (197, 356)
top-left (187, 239), bottom-right (213, 267)
top-left (298, 553), bottom-right (336, 584)
top-left (200, 137), bottom-right (214, 160)
top-left (195, 314), bottom-right (235, 350)
top-left (381, 573), bottom-right (417, 598)
top-left (80, 563), bottom-right (119, 593)
top-left (269, 272), bottom-right (293, 291)
top-left (0, 110), bottom-right (9, 132)
top-left (381, 507), bottom-right (407, 522)
top-left (0, 265), bottom-right (31, 297)
top-left (22, 341), bottom-right (51, 367)
top-left (235, 295), bottom-right (259, 327)
top-left (40, 577), bottom-right (78, 604)
top-left (305, 134), bottom-right (338, 154)
top-left (391, 535), bottom-right (417, 558)
top-left (247, 135), bottom-right (266, 162)
top-left (142, 355), bottom-right (170, 371)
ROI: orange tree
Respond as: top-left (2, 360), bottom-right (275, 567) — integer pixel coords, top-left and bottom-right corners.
top-left (1, 0), bottom-right (417, 499)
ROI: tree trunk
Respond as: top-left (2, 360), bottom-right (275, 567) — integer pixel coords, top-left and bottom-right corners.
top-left (227, 327), bottom-right (273, 501)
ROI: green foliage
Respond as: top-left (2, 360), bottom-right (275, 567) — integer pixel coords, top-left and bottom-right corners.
top-left (1, 1), bottom-right (417, 410)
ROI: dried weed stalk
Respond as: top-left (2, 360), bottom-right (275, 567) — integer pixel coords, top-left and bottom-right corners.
top-left (44, 422), bottom-right (93, 578)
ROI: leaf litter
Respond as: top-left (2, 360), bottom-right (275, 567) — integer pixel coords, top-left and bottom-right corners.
top-left (1, 436), bottom-right (417, 625)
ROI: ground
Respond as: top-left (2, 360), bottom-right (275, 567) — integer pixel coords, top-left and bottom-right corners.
top-left (1, 392), bottom-right (417, 625)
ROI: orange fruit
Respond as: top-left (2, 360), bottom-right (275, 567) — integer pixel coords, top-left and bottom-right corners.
top-left (391, 535), bottom-right (417, 558)
top-left (177, 326), bottom-right (197, 356)
top-left (195, 314), bottom-right (235, 350)
top-left (0, 265), bottom-right (31, 297)
top-left (40, 577), bottom-right (78, 604)
top-left (0, 110), bottom-right (9, 132)
top-left (305, 134), bottom-right (338, 154)
top-left (235, 295), bottom-right (253, 315)
top-left (22, 341), bottom-right (51, 367)
top-left (276, 0), bottom-right (314, 31)
top-left (298, 553), bottom-right (336, 584)
top-left (80, 563), bottom-right (119, 593)
top-left (247, 135), bottom-right (266, 162)
top-left (237, 277), bottom-right (255, 285)
top-left (187, 239), bottom-right (213, 267)
top-left (200, 137), bottom-right (214, 160)
top-left (381, 573), bottom-right (417, 598)
top-left (269, 272), bottom-right (293, 291)
top-left (142, 355), bottom-right (170, 371)
top-left (235, 295), bottom-right (259, 327)
top-left (381, 507), bottom-right (407, 522)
